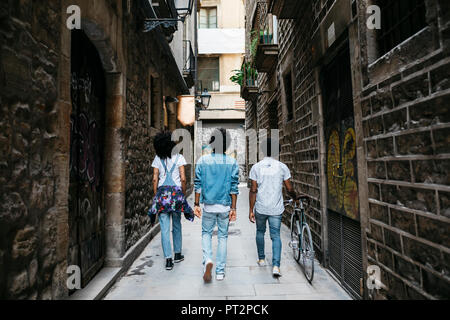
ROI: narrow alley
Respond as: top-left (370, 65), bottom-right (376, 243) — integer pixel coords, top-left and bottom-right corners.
top-left (104, 186), bottom-right (351, 300)
top-left (1, 0), bottom-right (449, 304)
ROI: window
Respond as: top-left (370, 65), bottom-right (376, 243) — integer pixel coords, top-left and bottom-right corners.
top-left (283, 71), bottom-right (294, 122)
top-left (377, 0), bottom-right (427, 57)
top-left (150, 76), bottom-right (160, 129)
top-left (269, 101), bottom-right (279, 129)
top-left (198, 57), bottom-right (220, 92)
top-left (199, 7), bottom-right (217, 29)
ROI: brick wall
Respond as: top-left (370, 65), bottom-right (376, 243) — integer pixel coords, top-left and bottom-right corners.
top-left (245, 0), bottom-right (324, 261)
top-left (244, 0), bottom-right (450, 299)
top-left (360, 0), bottom-right (450, 300)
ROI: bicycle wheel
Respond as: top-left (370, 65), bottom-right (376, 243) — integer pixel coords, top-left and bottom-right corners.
top-left (290, 215), bottom-right (301, 262)
top-left (301, 223), bottom-right (315, 283)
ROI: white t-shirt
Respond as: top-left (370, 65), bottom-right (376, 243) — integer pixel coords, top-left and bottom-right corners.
top-left (152, 154), bottom-right (187, 187)
top-left (249, 157), bottom-right (292, 216)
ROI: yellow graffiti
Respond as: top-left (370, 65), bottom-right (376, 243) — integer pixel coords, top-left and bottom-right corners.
top-left (327, 128), bottom-right (359, 220)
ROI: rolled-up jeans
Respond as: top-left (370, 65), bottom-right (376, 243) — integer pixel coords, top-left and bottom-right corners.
top-left (159, 212), bottom-right (182, 259)
top-left (202, 211), bottom-right (230, 274)
top-left (255, 212), bottom-right (282, 267)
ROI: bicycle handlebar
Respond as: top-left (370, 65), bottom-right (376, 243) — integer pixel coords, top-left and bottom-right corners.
top-left (284, 196), bottom-right (309, 204)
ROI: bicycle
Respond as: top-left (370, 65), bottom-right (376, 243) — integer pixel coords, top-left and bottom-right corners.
top-left (285, 197), bottom-right (315, 283)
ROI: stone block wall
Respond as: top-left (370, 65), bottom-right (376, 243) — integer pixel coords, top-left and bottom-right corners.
top-left (360, 0), bottom-right (450, 300)
top-left (0, 0), bottom-right (193, 299)
top-left (122, 3), bottom-right (155, 251)
top-left (0, 0), bottom-right (65, 300)
top-left (245, 0), bottom-right (450, 300)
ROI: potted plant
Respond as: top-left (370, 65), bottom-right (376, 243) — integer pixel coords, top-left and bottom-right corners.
top-left (260, 29), bottom-right (273, 44)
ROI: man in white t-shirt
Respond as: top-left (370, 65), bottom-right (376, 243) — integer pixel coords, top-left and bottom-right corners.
top-left (249, 138), bottom-right (298, 277)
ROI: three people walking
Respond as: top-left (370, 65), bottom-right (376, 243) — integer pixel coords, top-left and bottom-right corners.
top-left (149, 130), bottom-right (299, 282)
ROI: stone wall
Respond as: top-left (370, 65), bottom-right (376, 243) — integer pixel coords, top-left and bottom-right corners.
top-left (122, 2), bottom-right (155, 251)
top-left (0, 0), bottom-right (64, 300)
top-left (359, 0), bottom-right (450, 300)
top-left (0, 0), bottom-right (193, 299)
top-left (197, 121), bottom-right (247, 182)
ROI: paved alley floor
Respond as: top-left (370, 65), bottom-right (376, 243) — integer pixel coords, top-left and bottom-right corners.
top-left (104, 186), bottom-right (352, 300)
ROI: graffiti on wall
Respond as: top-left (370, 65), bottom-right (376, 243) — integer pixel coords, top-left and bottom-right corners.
top-left (327, 127), bottom-right (359, 220)
top-left (70, 112), bottom-right (101, 189)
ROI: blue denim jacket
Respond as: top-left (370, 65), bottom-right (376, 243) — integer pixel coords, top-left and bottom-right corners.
top-left (194, 153), bottom-right (240, 206)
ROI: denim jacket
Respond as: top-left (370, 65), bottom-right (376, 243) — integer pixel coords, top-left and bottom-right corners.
top-left (194, 153), bottom-right (240, 206)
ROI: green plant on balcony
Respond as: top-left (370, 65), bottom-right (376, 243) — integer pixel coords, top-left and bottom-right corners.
top-left (230, 62), bottom-right (258, 87)
top-left (259, 29), bottom-right (273, 44)
top-left (250, 30), bottom-right (259, 61)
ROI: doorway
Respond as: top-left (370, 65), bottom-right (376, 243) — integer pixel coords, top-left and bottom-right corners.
top-left (68, 30), bottom-right (106, 289)
top-left (321, 41), bottom-right (363, 299)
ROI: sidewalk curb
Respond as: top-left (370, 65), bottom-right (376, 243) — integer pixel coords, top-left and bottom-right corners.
top-left (69, 223), bottom-right (161, 300)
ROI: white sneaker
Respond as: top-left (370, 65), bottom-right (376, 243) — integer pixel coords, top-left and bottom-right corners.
top-left (203, 260), bottom-right (213, 282)
top-left (257, 259), bottom-right (266, 267)
top-left (216, 273), bottom-right (225, 281)
top-left (273, 266), bottom-right (282, 277)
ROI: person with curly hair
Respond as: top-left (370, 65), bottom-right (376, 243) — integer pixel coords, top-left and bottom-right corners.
top-left (194, 128), bottom-right (240, 282)
top-left (148, 131), bottom-right (194, 271)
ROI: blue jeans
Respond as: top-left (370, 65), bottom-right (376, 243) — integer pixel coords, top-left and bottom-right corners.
top-left (159, 212), bottom-right (182, 259)
top-left (255, 212), bottom-right (282, 267)
top-left (202, 211), bottom-right (230, 274)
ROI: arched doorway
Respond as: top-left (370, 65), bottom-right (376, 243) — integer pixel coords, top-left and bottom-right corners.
top-left (68, 30), bottom-right (106, 288)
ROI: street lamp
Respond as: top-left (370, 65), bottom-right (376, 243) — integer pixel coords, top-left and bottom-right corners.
top-left (175, 0), bottom-right (194, 18)
top-left (200, 89), bottom-right (211, 108)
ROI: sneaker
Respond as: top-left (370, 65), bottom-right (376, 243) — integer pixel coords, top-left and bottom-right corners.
top-left (273, 266), bottom-right (282, 277)
top-left (216, 273), bottom-right (225, 281)
top-left (166, 258), bottom-right (174, 271)
top-left (257, 259), bottom-right (266, 267)
top-left (203, 260), bottom-right (213, 282)
top-left (174, 253), bottom-right (184, 263)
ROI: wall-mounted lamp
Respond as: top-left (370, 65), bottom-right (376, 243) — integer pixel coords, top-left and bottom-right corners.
top-left (199, 89), bottom-right (211, 108)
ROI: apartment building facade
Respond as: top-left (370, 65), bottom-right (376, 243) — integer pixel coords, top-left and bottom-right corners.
top-left (196, 0), bottom-right (247, 180)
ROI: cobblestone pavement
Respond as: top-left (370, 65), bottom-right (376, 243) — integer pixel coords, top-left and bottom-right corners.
top-left (104, 186), bottom-right (352, 300)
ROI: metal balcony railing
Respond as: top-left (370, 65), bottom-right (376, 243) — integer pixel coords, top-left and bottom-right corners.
top-left (251, 1), bottom-right (279, 73)
top-left (183, 40), bottom-right (196, 87)
top-left (240, 60), bottom-right (259, 101)
top-left (256, 1), bottom-right (277, 45)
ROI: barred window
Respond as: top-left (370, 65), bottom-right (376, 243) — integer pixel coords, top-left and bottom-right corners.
top-left (283, 71), bottom-right (294, 122)
top-left (377, 0), bottom-right (427, 57)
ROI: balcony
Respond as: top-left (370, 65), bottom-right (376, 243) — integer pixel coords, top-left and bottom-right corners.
top-left (149, 0), bottom-right (178, 36)
top-left (239, 62), bottom-right (259, 101)
top-left (254, 37), bottom-right (279, 73)
top-left (268, 0), bottom-right (301, 19)
top-left (183, 40), bottom-right (196, 88)
top-left (253, 2), bottom-right (279, 73)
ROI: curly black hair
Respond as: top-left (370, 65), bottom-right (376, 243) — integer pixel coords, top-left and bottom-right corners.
top-left (153, 131), bottom-right (176, 160)
top-left (209, 128), bottom-right (232, 154)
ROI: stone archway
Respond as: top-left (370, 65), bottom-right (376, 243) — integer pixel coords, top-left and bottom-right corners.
top-left (54, 10), bottom-right (126, 296)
